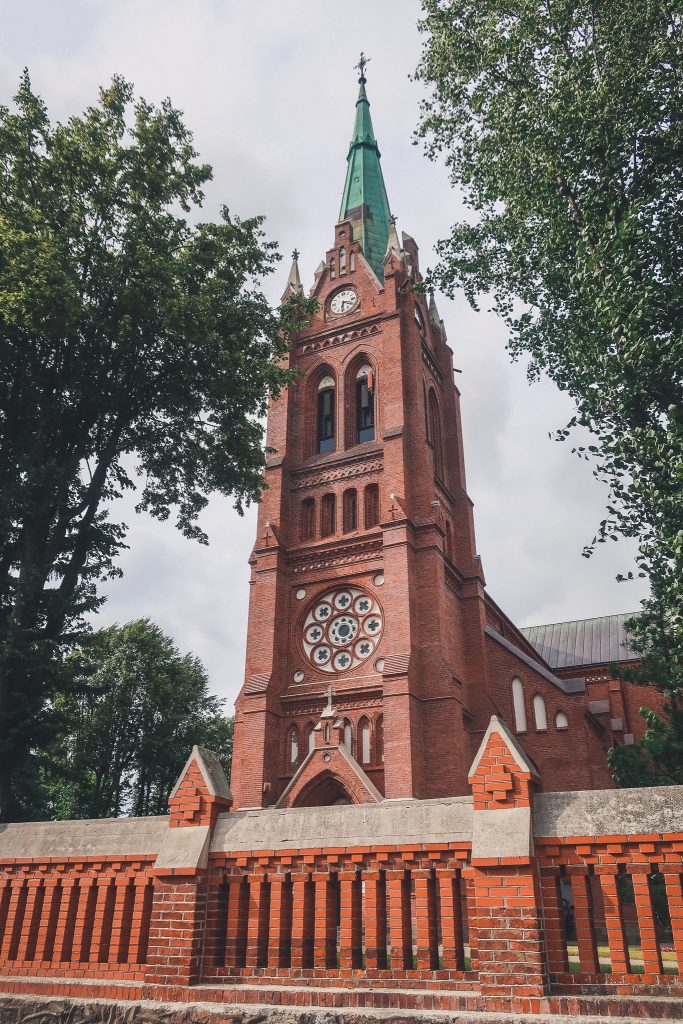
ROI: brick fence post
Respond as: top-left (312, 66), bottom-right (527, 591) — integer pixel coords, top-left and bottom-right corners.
top-left (144, 745), bottom-right (232, 990)
top-left (467, 715), bottom-right (551, 1014)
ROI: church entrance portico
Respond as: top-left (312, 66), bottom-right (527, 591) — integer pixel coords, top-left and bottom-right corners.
top-left (275, 711), bottom-right (384, 809)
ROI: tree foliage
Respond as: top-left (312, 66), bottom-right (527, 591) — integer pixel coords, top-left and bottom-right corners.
top-left (0, 73), bottom-right (314, 817)
top-left (32, 619), bottom-right (232, 820)
top-left (415, 1), bottom-right (683, 782)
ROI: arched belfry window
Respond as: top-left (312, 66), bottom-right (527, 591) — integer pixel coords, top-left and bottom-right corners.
top-left (356, 365), bottom-right (375, 444)
top-left (339, 247), bottom-right (346, 274)
top-left (317, 375), bottom-right (335, 454)
top-left (330, 256), bottom-right (336, 279)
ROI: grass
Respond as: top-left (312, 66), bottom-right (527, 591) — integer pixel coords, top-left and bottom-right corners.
top-left (565, 943), bottom-right (678, 975)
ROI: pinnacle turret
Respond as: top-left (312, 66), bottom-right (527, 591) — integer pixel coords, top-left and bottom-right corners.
top-left (281, 249), bottom-right (303, 302)
top-left (384, 215), bottom-right (402, 263)
top-left (428, 291), bottom-right (441, 327)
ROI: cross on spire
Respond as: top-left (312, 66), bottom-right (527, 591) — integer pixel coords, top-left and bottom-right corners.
top-left (354, 51), bottom-right (370, 83)
top-left (292, 248), bottom-right (300, 261)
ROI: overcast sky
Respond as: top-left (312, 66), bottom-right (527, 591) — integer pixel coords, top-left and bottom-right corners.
top-left (1, 0), bottom-right (648, 711)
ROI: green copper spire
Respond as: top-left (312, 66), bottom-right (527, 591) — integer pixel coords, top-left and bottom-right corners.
top-left (339, 55), bottom-right (392, 281)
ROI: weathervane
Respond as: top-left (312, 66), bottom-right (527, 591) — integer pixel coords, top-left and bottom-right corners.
top-left (354, 51), bottom-right (371, 83)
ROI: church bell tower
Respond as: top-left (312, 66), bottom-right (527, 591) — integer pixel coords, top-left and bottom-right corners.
top-left (230, 61), bottom-right (492, 809)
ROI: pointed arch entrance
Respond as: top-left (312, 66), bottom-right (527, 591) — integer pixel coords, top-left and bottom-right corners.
top-left (293, 771), bottom-right (353, 808)
top-left (274, 744), bottom-right (382, 809)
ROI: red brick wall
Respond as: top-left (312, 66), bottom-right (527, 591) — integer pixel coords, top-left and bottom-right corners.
top-left (0, 737), bottom-right (681, 1018)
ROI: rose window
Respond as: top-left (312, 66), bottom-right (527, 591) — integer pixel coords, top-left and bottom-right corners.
top-left (301, 586), bottom-right (383, 674)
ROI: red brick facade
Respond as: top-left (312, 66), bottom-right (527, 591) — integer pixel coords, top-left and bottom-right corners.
top-left (230, 136), bottom-right (656, 810)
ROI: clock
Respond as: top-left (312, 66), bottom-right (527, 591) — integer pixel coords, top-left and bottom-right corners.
top-left (330, 288), bottom-right (357, 316)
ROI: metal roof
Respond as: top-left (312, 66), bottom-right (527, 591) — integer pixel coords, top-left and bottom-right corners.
top-left (339, 78), bottom-right (392, 281)
top-left (520, 613), bottom-right (640, 670)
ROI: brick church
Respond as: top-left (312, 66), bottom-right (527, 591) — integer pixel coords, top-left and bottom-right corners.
top-left (230, 66), bottom-right (651, 811)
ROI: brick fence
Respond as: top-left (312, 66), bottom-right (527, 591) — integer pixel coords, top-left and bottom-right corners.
top-left (0, 716), bottom-right (681, 1020)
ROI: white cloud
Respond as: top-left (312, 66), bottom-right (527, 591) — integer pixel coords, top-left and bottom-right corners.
top-left (1, 0), bottom-right (648, 711)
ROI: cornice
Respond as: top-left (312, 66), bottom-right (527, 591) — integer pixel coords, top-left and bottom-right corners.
top-left (291, 458), bottom-right (383, 492)
top-left (287, 536), bottom-right (383, 575)
top-left (299, 321), bottom-right (382, 354)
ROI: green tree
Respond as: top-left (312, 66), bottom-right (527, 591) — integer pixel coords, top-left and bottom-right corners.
top-left (33, 619), bottom-right (232, 820)
top-left (415, 2), bottom-right (683, 782)
top-left (0, 73), bottom-right (313, 818)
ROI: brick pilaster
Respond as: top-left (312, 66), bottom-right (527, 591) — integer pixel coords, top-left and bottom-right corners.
top-left (597, 870), bottom-right (629, 973)
top-left (437, 868), bottom-right (465, 970)
top-left (72, 876), bottom-right (97, 962)
top-left (245, 873), bottom-right (269, 968)
top-left (468, 715), bottom-right (549, 1009)
top-left (15, 877), bottom-right (44, 962)
top-left (1, 876), bottom-right (28, 961)
top-left (363, 868), bottom-right (387, 969)
top-left (53, 877), bottom-right (79, 962)
top-left (267, 873), bottom-right (291, 968)
top-left (569, 868), bottom-right (599, 973)
top-left (290, 873), bottom-right (314, 968)
top-left (144, 872), bottom-right (208, 985)
top-left (539, 868), bottom-right (568, 974)
top-left (34, 878), bottom-right (61, 963)
top-left (413, 869), bottom-right (438, 969)
top-left (632, 871), bottom-right (663, 975)
top-left (386, 868), bottom-right (412, 970)
top-left (129, 877), bottom-right (153, 965)
top-left (313, 871), bottom-right (337, 968)
top-left (89, 875), bottom-right (116, 964)
top-left (339, 870), bottom-right (362, 969)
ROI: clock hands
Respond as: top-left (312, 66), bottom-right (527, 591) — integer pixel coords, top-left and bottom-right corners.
top-left (331, 290), bottom-right (357, 314)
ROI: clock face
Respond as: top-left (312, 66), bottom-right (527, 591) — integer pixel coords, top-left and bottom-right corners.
top-left (330, 288), bottom-right (357, 316)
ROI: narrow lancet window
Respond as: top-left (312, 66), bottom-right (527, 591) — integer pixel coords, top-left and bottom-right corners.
top-left (364, 484), bottom-right (380, 528)
top-left (343, 489), bottom-right (358, 533)
top-left (512, 678), bottom-right (527, 733)
top-left (321, 494), bottom-right (336, 537)
top-left (300, 498), bottom-right (315, 542)
top-left (317, 375), bottom-right (335, 453)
